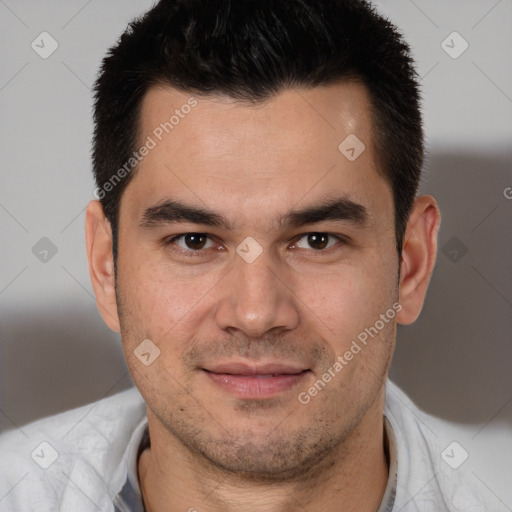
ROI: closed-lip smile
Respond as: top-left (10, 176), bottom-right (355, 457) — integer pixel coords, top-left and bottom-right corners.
top-left (202, 361), bottom-right (310, 398)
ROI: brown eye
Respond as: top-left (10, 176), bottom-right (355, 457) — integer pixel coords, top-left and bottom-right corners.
top-left (307, 233), bottom-right (329, 250)
top-left (294, 232), bottom-right (340, 251)
top-left (183, 233), bottom-right (208, 250)
top-left (169, 233), bottom-right (215, 252)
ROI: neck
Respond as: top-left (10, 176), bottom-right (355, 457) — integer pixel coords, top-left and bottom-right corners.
top-left (138, 397), bottom-right (388, 512)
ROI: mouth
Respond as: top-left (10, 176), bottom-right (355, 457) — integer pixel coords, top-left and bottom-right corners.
top-left (202, 362), bottom-right (311, 399)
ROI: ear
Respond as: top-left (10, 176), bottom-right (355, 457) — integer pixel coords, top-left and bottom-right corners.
top-left (85, 200), bottom-right (120, 332)
top-left (397, 195), bottom-right (441, 325)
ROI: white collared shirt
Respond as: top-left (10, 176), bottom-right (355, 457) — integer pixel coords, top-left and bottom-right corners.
top-left (0, 381), bottom-right (507, 511)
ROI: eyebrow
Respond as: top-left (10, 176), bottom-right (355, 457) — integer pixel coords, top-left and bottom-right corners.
top-left (281, 198), bottom-right (368, 228)
top-left (140, 200), bottom-right (232, 229)
top-left (139, 197), bottom-right (368, 230)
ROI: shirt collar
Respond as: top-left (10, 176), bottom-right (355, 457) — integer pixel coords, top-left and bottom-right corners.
top-left (111, 412), bottom-right (397, 512)
top-left (112, 416), bottom-right (149, 512)
top-left (376, 416), bottom-right (398, 512)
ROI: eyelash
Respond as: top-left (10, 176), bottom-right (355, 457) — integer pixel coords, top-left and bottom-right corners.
top-left (164, 233), bottom-right (220, 257)
top-left (163, 232), bottom-right (348, 257)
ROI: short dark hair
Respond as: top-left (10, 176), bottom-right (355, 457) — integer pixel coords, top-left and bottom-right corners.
top-left (93, 0), bottom-right (423, 258)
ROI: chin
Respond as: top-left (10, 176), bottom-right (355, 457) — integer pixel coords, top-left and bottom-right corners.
top-left (188, 427), bottom-right (340, 482)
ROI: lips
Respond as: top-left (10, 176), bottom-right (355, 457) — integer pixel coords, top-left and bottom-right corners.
top-left (204, 362), bottom-right (306, 376)
top-left (202, 362), bottom-right (310, 399)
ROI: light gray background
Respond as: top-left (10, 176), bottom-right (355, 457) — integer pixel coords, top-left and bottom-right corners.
top-left (1, 0), bottom-right (511, 506)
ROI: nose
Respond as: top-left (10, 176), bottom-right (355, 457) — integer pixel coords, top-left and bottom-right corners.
top-left (214, 248), bottom-right (300, 338)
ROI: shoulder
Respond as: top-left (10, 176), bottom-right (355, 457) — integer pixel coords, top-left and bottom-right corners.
top-left (0, 387), bottom-right (146, 512)
top-left (385, 380), bottom-right (511, 512)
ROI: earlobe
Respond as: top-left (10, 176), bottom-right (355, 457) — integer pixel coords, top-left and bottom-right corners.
top-left (397, 195), bottom-right (441, 325)
top-left (85, 200), bottom-right (121, 332)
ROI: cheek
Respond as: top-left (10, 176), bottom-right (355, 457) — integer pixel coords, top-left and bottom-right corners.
top-left (117, 255), bottom-right (223, 344)
top-left (295, 254), bottom-right (398, 351)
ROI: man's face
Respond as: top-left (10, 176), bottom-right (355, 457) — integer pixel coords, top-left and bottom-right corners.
top-left (115, 82), bottom-right (399, 477)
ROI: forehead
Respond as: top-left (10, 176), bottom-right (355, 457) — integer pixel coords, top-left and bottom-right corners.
top-left (123, 82), bottom-right (391, 228)
top-left (139, 81), bottom-right (375, 159)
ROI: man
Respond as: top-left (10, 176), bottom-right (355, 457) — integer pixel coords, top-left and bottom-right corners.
top-left (0, 0), bottom-right (507, 511)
